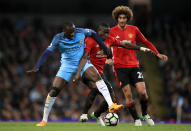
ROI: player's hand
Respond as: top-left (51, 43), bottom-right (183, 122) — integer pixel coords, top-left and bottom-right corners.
top-left (157, 54), bottom-right (168, 62)
top-left (26, 68), bottom-right (39, 73)
top-left (72, 72), bottom-right (81, 83)
top-left (105, 59), bottom-right (113, 65)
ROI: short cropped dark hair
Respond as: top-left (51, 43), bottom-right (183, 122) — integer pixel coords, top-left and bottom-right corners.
top-left (97, 23), bottom-right (110, 31)
top-left (63, 22), bottom-right (75, 31)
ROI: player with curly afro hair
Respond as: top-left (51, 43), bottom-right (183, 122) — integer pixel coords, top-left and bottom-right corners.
top-left (112, 5), bottom-right (133, 23)
top-left (109, 6), bottom-right (168, 126)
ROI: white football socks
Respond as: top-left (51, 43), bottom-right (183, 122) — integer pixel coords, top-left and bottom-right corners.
top-left (96, 80), bottom-right (113, 107)
top-left (42, 94), bottom-right (56, 122)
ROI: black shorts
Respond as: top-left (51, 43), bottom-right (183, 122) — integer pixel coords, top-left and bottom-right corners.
top-left (115, 67), bottom-right (144, 88)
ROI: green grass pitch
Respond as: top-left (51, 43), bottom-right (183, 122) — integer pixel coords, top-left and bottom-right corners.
top-left (0, 122), bottom-right (190, 131)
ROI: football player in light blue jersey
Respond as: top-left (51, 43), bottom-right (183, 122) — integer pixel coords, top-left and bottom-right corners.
top-left (27, 22), bottom-right (123, 126)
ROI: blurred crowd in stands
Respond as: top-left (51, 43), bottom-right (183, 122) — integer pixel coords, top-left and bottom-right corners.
top-left (0, 15), bottom-right (191, 122)
top-left (155, 19), bottom-right (191, 121)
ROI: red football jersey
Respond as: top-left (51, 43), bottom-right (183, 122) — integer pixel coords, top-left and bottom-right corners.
top-left (109, 25), bottom-right (159, 68)
top-left (84, 36), bottom-right (121, 74)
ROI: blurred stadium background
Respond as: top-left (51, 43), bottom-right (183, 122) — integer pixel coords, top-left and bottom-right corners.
top-left (0, 0), bottom-right (191, 123)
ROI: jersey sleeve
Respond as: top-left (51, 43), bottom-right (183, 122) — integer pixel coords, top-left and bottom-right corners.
top-left (135, 27), bottom-right (148, 44)
top-left (34, 33), bottom-right (60, 69)
top-left (76, 28), bottom-right (95, 36)
top-left (109, 36), bottom-right (121, 46)
top-left (84, 37), bottom-right (94, 53)
top-left (47, 34), bottom-right (60, 52)
top-left (136, 27), bottom-right (159, 55)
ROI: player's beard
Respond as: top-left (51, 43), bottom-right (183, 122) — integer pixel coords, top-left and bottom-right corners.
top-left (118, 22), bottom-right (126, 30)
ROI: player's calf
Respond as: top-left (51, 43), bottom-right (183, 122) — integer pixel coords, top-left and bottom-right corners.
top-left (49, 87), bottom-right (61, 97)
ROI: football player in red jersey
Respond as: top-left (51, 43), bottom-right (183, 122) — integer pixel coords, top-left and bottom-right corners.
top-left (73, 23), bottom-right (153, 126)
top-left (109, 6), bottom-right (168, 126)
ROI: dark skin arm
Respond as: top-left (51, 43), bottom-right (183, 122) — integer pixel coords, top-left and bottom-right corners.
top-left (118, 40), bottom-right (153, 53)
top-left (106, 41), bottom-right (154, 65)
top-left (26, 68), bottom-right (39, 73)
top-left (72, 52), bottom-right (89, 82)
top-left (119, 42), bottom-right (140, 50)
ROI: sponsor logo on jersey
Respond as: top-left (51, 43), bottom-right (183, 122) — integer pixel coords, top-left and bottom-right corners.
top-left (97, 50), bottom-right (107, 57)
top-left (97, 50), bottom-right (104, 55)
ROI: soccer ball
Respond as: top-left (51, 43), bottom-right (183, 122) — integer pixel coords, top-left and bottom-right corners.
top-left (104, 113), bottom-right (119, 126)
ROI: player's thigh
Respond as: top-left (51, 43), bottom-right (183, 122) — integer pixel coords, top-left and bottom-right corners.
top-left (83, 66), bottom-right (101, 82)
top-left (115, 68), bottom-right (130, 88)
top-left (52, 76), bottom-right (68, 89)
top-left (83, 78), bottom-right (97, 89)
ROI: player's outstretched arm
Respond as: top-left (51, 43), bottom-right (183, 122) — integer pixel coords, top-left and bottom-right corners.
top-left (26, 68), bottom-right (39, 73)
top-left (120, 40), bottom-right (140, 50)
top-left (114, 40), bottom-right (153, 53)
top-left (73, 52), bottom-right (89, 82)
top-left (26, 49), bottom-right (52, 73)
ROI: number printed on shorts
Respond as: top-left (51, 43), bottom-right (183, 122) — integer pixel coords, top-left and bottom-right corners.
top-left (137, 72), bottom-right (143, 79)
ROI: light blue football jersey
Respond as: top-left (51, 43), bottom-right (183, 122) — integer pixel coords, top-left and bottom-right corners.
top-left (47, 28), bottom-right (93, 72)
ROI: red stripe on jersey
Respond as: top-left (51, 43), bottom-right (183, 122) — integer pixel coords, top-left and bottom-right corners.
top-left (113, 68), bottom-right (121, 88)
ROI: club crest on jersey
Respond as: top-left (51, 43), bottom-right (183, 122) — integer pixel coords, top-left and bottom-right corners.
top-left (79, 39), bottom-right (83, 43)
top-left (128, 33), bottom-right (133, 38)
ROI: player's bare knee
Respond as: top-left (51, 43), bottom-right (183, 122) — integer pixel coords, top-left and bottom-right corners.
top-left (49, 87), bottom-right (61, 97)
top-left (126, 97), bottom-right (133, 104)
top-left (136, 83), bottom-right (146, 95)
top-left (126, 94), bottom-right (133, 100)
top-left (138, 88), bottom-right (145, 94)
